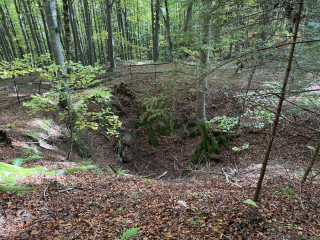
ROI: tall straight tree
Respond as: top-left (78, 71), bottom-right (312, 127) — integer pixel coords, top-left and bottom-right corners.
top-left (152, 0), bottom-right (160, 62)
top-left (190, 0), bottom-right (220, 165)
top-left (83, 0), bottom-right (95, 66)
top-left (14, 0), bottom-right (32, 56)
top-left (21, 0), bottom-right (42, 56)
top-left (43, 0), bottom-right (71, 109)
top-left (164, 0), bottom-right (173, 62)
top-left (0, 4), bottom-right (17, 58)
top-left (106, 0), bottom-right (115, 70)
top-left (38, 0), bottom-right (53, 59)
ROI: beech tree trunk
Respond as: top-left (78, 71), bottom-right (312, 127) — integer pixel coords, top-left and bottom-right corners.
top-left (106, 0), bottom-right (116, 70)
top-left (152, 0), bottom-right (160, 62)
top-left (44, 0), bottom-right (71, 109)
top-left (14, 0), bottom-right (32, 56)
top-left (0, 5), bottom-right (17, 59)
top-left (164, 0), bottom-right (173, 62)
top-left (83, 0), bottom-right (95, 66)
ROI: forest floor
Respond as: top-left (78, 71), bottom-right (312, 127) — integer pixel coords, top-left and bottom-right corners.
top-left (0, 62), bottom-right (319, 239)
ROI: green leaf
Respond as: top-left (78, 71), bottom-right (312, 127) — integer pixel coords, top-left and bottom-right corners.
top-left (117, 228), bottom-right (140, 240)
top-left (244, 199), bottom-right (259, 208)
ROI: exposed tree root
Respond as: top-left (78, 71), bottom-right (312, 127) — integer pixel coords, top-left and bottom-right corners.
top-left (189, 123), bottom-right (221, 166)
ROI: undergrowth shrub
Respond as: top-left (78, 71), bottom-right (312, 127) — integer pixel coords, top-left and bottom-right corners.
top-left (73, 130), bottom-right (93, 158)
top-left (237, 81), bottom-right (281, 129)
top-left (140, 67), bottom-right (189, 146)
top-left (24, 61), bottom-right (122, 157)
top-left (0, 54), bottom-right (51, 80)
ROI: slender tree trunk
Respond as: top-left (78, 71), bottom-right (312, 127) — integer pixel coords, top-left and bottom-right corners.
top-left (21, 0), bottom-right (41, 56)
top-left (62, 0), bottom-right (71, 63)
top-left (184, 2), bottom-right (193, 32)
top-left (27, 0), bottom-right (45, 54)
top-left (190, 0), bottom-right (220, 166)
top-left (253, 0), bottom-right (304, 202)
top-left (14, 0), bottom-right (32, 56)
top-left (0, 27), bottom-right (12, 61)
top-left (3, 0), bottom-right (23, 58)
top-left (92, 7), bottom-right (102, 63)
top-left (83, 0), bottom-right (95, 66)
top-left (164, 0), bottom-right (173, 62)
top-left (153, 0), bottom-right (160, 62)
top-left (301, 138), bottom-right (320, 186)
top-left (124, 2), bottom-right (132, 59)
top-left (197, 0), bottom-right (212, 125)
top-left (38, 0), bottom-right (53, 59)
top-left (69, 0), bottom-right (83, 63)
top-left (151, 0), bottom-right (154, 60)
top-left (106, 0), bottom-right (115, 70)
top-left (0, 5), bottom-right (17, 58)
top-left (116, 0), bottom-right (127, 60)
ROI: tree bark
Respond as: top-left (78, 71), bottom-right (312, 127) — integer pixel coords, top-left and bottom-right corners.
top-left (14, 0), bottom-right (32, 56)
top-left (21, 0), bottom-right (41, 56)
top-left (106, 0), bottom-right (116, 70)
top-left (164, 0), bottom-right (173, 62)
top-left (301, 138), bottom-right (320, 186)
top-left (43, 0), bottom-right (71, 109)
top-left (253, 0), bottom-right (304, 202)
top-left (153, 0), bottom-right (160, 62)
top-left (0, 5), bottom-right (17, 58)
top-left (83, 0), bottom-right (95, 66)
top-left (38, 0), bottom-right (53, 59)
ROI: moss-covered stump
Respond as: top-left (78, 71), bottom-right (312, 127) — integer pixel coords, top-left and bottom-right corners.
top-left (189, 123), bottom-right (221, 166)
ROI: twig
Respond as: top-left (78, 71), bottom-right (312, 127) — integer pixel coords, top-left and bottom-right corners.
top-left (222, 168), bottom-right (242, 188)
top-left (212, 230), bottom-right (233, 240)
top-left (43, 186), bottom-right (49, 201)
top-left (81, 218), bottom-right (93, 228)
top-left (140, 173), bottom-right (157, 178)
top-left (155, 171), bottom-right (168, 179)
top-left (161, 207), bottom-right (180, 214)
top-left (108, 165), bottom-right (118, 174)
top-left (193, 170), bottom-right (224, 176)
top-left (58, 187), bottom-right (74, 193)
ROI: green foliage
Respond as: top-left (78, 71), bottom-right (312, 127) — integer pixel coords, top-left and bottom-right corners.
top-left (0, 54), bottom-right (51, 79)
top-left (189, 122), bottom-right (220, 166)
top-left (0, 185), bottom-right (35, 194)
top-left (0, 162), bottom-right (45, 184)
top-left (10, 154), bottom-right (42, 167)
top-left (244, 199), bottom-right (259, 208)
top-left (73, 130), bottom-right (93, 159)
top-left (116, 228), bottom-right (140, 240)
top-left (280, 186), bottom-right (296, 199)
top-left (140, 68), bottom-right (187, 146)
top-left (25, 61), bottom-right (121, 139)
top-left (232, 143), bottom-right (250, 152)
top-left (237, 82), bottom-right (282, 129)
top-left (208, 116), bottom-right (239, 133)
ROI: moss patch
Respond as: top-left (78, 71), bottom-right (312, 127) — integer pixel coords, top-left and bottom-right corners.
top-left (189, 122), bottom-right (221, 166)
top-left (0, 185), bottom-right (35, 193)
top-left (45, 165), bottom-right (97, 176)
top-left (0, 162), bottom-right (45, 184)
